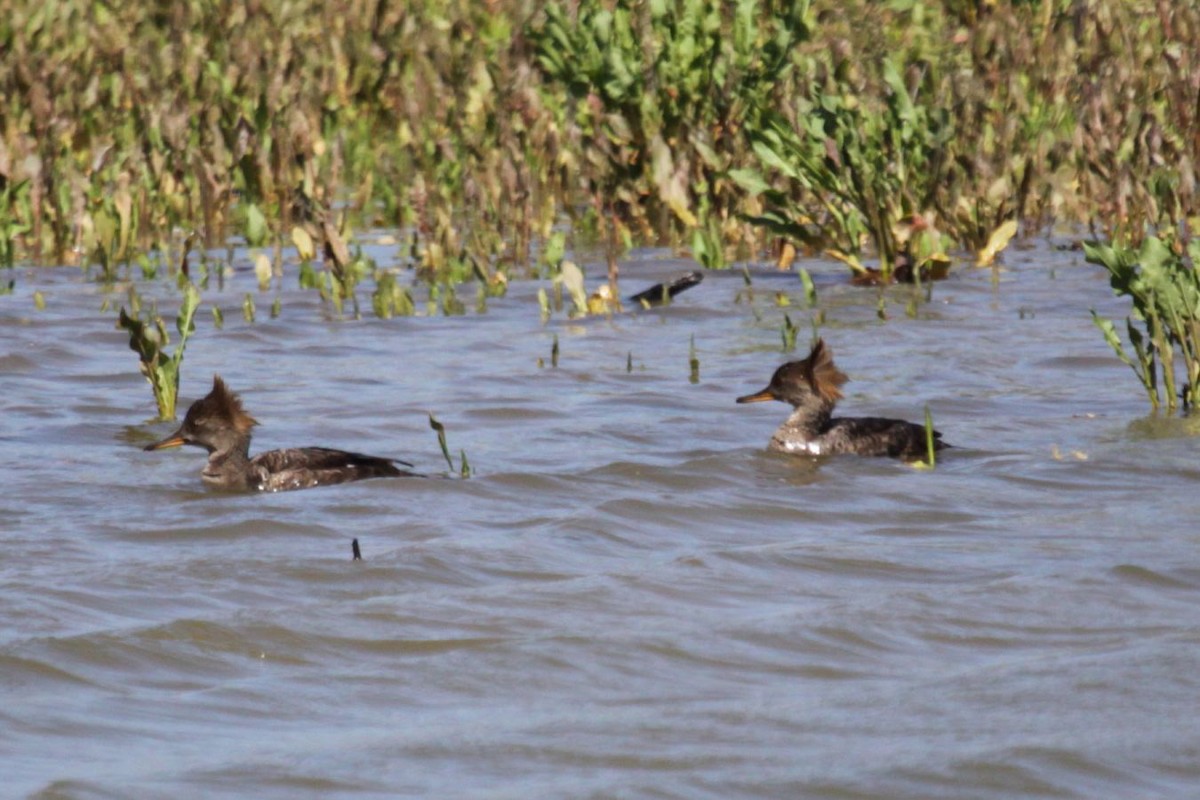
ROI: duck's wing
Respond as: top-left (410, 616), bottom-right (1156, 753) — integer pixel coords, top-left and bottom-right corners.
top-left (830, 417), bottom-right (947, 460)
top-left (252, 447), bottom-right (417, 492)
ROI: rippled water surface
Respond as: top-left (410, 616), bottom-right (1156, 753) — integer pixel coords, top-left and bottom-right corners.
top-left (4, 240), bottom-right (1200, 798)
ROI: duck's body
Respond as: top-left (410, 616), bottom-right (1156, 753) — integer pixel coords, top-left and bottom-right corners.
top-left (738, 339), bottom-right (947, 461)
top-left (145, 376), bottom-right (414, 492)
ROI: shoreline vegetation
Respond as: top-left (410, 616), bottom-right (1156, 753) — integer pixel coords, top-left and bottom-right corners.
top-left (4, 0), bottom-right (1196, 274)
top-left (3, 0), bottom-right (1199, 412)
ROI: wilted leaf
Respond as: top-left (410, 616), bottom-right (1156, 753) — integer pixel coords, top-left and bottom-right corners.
top-left (560, 260), bottom-right (588, 315)
top-left (776, 241), bottom-right (796, 271)
top-left (323, 216), bottom-right (351, 270)
top-left (254, 253), bottom-right (272, 290)
top-left (976, 220), bottom-right (1018, 267)
top-left (650, 135), bottom-right (697, 227)
top-left (291, 226), bottom-right (316, 261)
top-left (114, 188), bottom-right (133, 258)
top-left (428, 413), bottom-right (454, 472)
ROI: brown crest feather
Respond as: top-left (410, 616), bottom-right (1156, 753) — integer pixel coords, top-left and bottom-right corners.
top-left (806, 339), bottom-right (848, 402)
top-left (209, 375), bottom-right (258, 433)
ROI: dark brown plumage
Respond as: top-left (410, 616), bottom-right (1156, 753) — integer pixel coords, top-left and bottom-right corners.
top-left (737, 339), bottom-right (948, 460)
top-left (144, 376), bottom-right (415, 492)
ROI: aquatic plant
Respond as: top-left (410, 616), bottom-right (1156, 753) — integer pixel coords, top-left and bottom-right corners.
top-left (912, 405), bottom-right (938, 470)
top-left (428, 413), bottom-right (470, 478)
top-left (744, 58), bottom-right (951, 280)
top-left (738, 1), bottom-right (1197, 278)
top-left (781, 313), bottom-right (798, 352)
top-left (1087, 236), bottom-right (1200, 413)
top-left (2, 0), bottom-right (1196, 302)
top-left (371, 271), bottom-right (415, 320)
top-left (797, 268), bottom-right (816, 306)
top-left (532, 0), bottom-right (813, 284)
top-left (559, 261), bottom-right (590, 318)
top-left (118, 283), bottom-right (200, 420)
top-left (0, 178), bottom-right (31, 268)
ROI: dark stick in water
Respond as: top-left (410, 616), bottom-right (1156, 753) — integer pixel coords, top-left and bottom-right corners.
top-left (627, 271), bottom-right (703, 307)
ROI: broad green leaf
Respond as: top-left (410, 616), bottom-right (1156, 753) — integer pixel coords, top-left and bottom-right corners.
top-left (244, 204), bottom-right (268, 247)
top-left (728, 168), bottom-right (772, 195)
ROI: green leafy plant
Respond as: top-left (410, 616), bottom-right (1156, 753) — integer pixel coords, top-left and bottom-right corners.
top-left (118, 283), bottom-right (200, 420)
top-left (744, 59), bottom-right (951, 280)
top-left (1087, 236), bottom-right (1200, 413)
top-left (533, 0), bottom-right (812, 284)
top-left (371, 270), bottom-right (415, 319)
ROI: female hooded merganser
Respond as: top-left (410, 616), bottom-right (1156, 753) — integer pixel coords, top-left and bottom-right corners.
top-left (144, 376), bottom-right (415, 492)
top-left (736, 339), bottom-right (947, 460)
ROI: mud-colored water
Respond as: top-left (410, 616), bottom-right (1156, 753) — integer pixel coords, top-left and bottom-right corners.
top-left (3, 239), bottom-right (1199, 798)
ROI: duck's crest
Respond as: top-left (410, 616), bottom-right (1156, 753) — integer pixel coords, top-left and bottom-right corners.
top-left (806, 339), bottom-right (848, 403)
top-left (209, 375), bottom-right (258, 433)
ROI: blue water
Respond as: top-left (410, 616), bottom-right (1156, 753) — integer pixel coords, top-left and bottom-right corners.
top-left (3, 239), bottom-right (1199, 798)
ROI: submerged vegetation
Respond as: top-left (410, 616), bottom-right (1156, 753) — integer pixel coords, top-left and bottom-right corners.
top-left (1, 0), bottom-right (1198, 409)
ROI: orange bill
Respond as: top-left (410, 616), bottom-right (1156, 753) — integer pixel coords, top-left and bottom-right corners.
top-left (144, 433), bottom-right (187, 451)
top-left (736, 388), bottom-right (776, 404)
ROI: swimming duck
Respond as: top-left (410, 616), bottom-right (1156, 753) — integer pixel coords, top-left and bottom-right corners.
top-left (144, 376), bottom-right (415, 491)
top-left (737, 339), bottom-right (947, 460)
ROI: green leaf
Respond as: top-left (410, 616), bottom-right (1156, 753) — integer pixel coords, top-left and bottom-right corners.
top-left (728, 168), bottom-right (772, 195)
top-left (244, 204), bottom-right (268, 247)
top-left (542, 231), bottom-right (566, 268)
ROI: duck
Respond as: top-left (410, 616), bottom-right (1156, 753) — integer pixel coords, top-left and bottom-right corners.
top-left (144, 375), bottom-right (415, 491)
top-left (737, 339), bottom-right (948, 460)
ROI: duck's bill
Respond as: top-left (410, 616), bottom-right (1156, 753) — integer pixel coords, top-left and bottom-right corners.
top-left (144, 433), bottom-right (187, 451)
top-left (736, 388), bottom-right (776, 404)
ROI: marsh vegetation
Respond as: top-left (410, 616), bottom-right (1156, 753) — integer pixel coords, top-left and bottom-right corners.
top-left (2, 0), bottom-right (1198, 411)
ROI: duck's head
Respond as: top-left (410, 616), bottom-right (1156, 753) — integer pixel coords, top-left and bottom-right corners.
top-left (736, 338), bottom-right (847, 408)
top-left (144, 375), bottom-right (258, 454)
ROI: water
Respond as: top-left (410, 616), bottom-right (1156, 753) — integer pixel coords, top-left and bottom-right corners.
top-left (4, 240), bottom-right (1199, 798)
